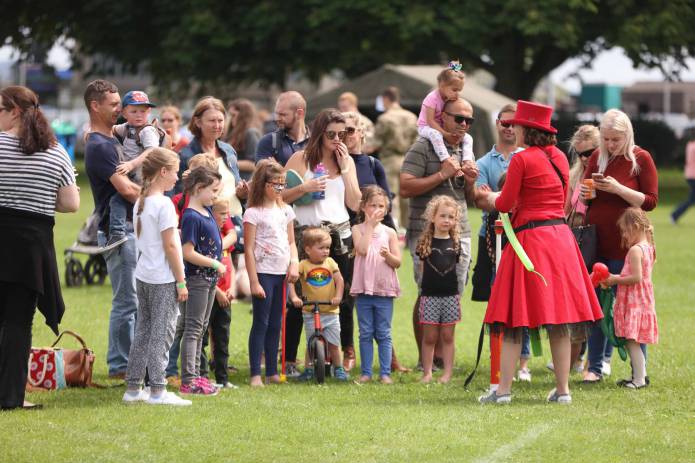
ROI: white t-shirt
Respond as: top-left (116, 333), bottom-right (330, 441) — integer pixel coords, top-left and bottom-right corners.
top-left (133, 194), bottom-right (182, 284)
top-left (243, 204), bottom-right (295, 275)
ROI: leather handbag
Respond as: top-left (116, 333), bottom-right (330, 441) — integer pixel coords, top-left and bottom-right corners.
top-left (51, 330), bottom-right (98, 387)
top-left (568, 202), bottom-right (597, 269)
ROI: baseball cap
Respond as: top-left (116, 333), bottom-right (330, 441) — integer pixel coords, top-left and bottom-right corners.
top-left (122, 90), bottom-right (156, 108)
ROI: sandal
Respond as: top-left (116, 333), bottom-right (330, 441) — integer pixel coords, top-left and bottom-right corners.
top-left (546, 388), bottom-right (572, 404)
top-left (619, 381), bottom-right (647, 389)
top-left (478, 390), bottom-right (512, 404)
top-left (617, 376), bottom-right (650, 387)
top-left (581, 372), bottom-right (602, 384)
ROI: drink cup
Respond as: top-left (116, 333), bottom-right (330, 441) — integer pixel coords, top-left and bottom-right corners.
top-left (582, 178), bottom-right (595, 200)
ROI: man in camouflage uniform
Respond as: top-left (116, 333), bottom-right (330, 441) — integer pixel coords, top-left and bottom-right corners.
top-left (372, 86), bottom-right (418, 230)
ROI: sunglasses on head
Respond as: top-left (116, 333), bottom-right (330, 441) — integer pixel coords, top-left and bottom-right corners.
top-left (325, 130), bottom-right (347, 141)
top-left (445, 112), bottom-right (474, 125)
top-left (578, 149), bottom-right (595, 158)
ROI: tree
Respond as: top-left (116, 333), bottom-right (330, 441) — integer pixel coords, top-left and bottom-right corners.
top-left (3, 0), bottom-right (695, 99)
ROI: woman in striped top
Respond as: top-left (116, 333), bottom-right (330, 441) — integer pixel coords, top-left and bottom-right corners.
top-left (0, 85), bottom-right (80, 410)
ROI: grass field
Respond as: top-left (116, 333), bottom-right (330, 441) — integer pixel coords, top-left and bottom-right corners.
top-left (2, 167), bottom-right (693, 462)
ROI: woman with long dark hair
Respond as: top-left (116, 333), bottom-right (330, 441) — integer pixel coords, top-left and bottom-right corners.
top-left (226, 98), bottom-right (262, 181)
top-left (283, 108), bottom-right (361, 376)
top-left (0, 86), bottom-right (80, 410)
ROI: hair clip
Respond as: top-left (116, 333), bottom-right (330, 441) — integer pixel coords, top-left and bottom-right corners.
top-left (448, 60), bottom-right (462, 72)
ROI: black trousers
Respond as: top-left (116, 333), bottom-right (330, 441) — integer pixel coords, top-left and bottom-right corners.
top-left (285, 251), bottom-right (355, 363)
top-left (207, 301), bottom-right (231, 384)
top-left (471, 235), bottom-right (494, 302)
top-left (0, 282), bottom-right (37, 409)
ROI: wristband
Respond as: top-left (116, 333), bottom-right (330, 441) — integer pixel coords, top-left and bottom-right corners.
top-left (290, 258), bottom-right (299, 264)
top-left (438, 171), bottom-right (445, 181)
top-left (212, 261), bottom-right (220, 270)
top-left (340, 167), bottom-right (351, 175)
top-left (176, 282), bottom-right (187, 289)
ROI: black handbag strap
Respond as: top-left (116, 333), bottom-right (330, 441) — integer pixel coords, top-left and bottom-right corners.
top-left (463, 324), bottom-right (486, 389)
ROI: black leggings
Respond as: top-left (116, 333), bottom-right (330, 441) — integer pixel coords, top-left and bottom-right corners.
top-left (285, 251), bottom-right (355, 362)
top-left (0, 282), bottom-right (37, 409)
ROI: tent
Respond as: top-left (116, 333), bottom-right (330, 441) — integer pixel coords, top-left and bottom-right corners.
top-left (306, 64), bottom-right (514, 157)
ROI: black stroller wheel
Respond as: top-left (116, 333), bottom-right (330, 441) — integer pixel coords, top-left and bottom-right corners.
top-left (65, 258), bottom-right (84, 287)
top-left (312, 338), bottom-right (326, 384)
top-left (85, 255), bottom-right (107, 285)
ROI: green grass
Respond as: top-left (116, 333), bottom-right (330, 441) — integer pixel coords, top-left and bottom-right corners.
top-left (3, 167), bottom-right (694, 462)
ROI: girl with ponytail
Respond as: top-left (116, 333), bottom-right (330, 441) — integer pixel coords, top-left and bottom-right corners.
top-left (124, 147), bottom-right (191, 406)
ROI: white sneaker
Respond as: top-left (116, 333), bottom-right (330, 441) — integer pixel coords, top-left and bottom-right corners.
top-left (214, 382), bottom-right (239, 389)
top-left (122, 388), bottom-right (150, 403)
top-left (478, 390), bottom-right (512, 404)
top-left (601, 361), bottom-right (612, 376)
top-left (146, 391), bottom-right (192, 406)
top-left (517, 368), bottom-right (532, 382)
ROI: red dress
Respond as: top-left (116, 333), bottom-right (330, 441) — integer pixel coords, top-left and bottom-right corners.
top-left (483, 146), bottom-right (603, 328)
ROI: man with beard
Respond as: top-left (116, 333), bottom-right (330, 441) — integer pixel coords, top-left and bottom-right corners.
top-left (256, 91), bottom-right (310, 166)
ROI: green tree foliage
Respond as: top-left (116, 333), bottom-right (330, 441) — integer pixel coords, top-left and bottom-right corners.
top-left (2, 0), bottom-right (695, 99)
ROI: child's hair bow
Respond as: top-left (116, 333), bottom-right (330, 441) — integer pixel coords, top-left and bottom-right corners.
top-left (448, 60), bottom-right (462, 72)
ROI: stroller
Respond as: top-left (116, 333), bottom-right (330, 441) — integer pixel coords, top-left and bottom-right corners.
top-left (63, 211), bottom-right (108, 287)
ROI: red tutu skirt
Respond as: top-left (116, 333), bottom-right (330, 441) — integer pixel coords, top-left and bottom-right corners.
top-left (484, 224), bottom-right (603, 328)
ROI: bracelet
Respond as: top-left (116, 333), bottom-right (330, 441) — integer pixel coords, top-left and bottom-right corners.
top-left (438, 171), bottom-right (445, 181)
top-left (341, 167), bottom-right (351, 175)
top-left (176, 282), bottom-right (187, 289)
top-left (212, 261), bottom-right (220, 270)
top-left (290, 258), bottom-right (299, 264)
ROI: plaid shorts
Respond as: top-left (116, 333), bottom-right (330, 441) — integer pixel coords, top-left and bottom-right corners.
top-left (419, 295), bottom-right (461, 325)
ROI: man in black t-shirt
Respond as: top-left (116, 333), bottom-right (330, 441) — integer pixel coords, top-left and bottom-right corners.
top-left (84, 80), bottom-right (140, 379)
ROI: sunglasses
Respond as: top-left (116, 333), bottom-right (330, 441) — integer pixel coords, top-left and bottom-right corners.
top-left (345, 126), bottom-right (357, 135)
top-left (498, 120), bottom-right (513, 128)
top-left (325, 130), bottom-right (347, 141)
top-left (445, 112), bottom-right (474, 126)
top-left (266, 181), bottom-right (286, 192)
top-left (578, 149), bottom-right (595, 158)
top-left (160, 118), bottom-right (175, 123)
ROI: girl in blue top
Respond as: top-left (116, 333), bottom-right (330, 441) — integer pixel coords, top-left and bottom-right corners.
top-left (179, 166), bottom-right (226, 395)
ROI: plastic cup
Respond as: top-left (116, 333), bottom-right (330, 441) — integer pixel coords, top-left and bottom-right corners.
top-left (582, 179), bottom-right (596, 199)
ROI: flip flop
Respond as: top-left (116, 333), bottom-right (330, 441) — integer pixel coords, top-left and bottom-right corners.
top-left (619, 380), bottom-right (647, 389)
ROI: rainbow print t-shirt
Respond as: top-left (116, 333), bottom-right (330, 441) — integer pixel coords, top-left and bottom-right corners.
top-left (298, 257), bottom-right (340, 314)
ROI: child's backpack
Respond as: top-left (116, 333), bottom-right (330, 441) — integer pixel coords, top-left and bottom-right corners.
top-left (114, 119), bottom-right (171, 150)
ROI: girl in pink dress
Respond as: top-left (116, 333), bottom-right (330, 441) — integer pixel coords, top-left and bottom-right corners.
top-left (602, 207), bottom-right (657, 389)
top-left (350, 186), bottom-right (401, 384)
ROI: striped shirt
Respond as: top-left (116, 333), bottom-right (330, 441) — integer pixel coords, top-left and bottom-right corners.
top-left (0, 132), bottom-right (75, 217)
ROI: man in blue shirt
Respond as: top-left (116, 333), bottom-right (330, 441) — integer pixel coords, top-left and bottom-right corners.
top-left (84, 80), bottom-right (140, 379)
top-left (471, 103), bottom-right (521, 302)
top-left (255, 91), bottom-right (310, 166)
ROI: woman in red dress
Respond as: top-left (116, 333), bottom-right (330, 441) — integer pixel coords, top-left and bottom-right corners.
top-left (477, 100), bottom-right (603, 404)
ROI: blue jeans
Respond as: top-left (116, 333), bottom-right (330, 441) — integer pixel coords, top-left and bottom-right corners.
top-left (356, 295), bottom-right (393, 377)
top-left (98, 227), bottom-right (137, 376)
top-left (520, 328), bottom-right (531, 359)
top-left (108, 194), bottom-right (129, 238)
top-left (587, 257), bottom-right (647, 376)
top-left (248, 274), bottom-right (285, 377)
top-left (671, 178), bottom-right (695, 222)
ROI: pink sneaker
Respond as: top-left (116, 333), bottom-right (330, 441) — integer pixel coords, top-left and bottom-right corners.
top-left (180, 381), bottom-right (218, 396)
top-left (194, 376), bottom-right (219, 394)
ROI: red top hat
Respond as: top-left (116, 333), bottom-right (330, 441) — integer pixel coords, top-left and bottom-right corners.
top-left (501, 100), bottom-right (557, 134)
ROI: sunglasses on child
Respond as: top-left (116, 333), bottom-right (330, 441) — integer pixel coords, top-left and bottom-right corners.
top-left (324, 130), bottom-right (347, 141)
top-left (266, 181), bottom-right (286, 192)
top-left (445, 112), bottom-right (475, 126)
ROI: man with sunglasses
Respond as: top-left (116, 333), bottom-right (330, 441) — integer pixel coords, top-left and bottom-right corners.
top-left (256, 91), bottom-right (310, 167)
top-left (400, 97), bottom-right (480, 369)
top-left (471, 103), bottom-right (523, 302)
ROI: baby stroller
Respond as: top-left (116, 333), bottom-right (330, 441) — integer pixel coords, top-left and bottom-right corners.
top-left (63, 211), bottom-right (108, 287)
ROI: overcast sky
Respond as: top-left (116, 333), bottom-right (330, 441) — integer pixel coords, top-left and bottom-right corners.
top-left (3, 44), bottom-right (695, 95)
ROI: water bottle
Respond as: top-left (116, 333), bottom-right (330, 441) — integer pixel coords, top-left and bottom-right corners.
top-left (312, 163), bottom-right (326, 200)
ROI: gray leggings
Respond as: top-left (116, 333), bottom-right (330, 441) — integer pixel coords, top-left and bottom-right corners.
top-left (126, 280), bottom-right (179, 390)
top-left (180, 275), bottom-right (217, 384)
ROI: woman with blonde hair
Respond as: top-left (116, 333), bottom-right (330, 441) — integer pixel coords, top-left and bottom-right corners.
top-left (566, 125), bottom-right (600, 226)
top-left (579, 108), bottom-right (658, 383)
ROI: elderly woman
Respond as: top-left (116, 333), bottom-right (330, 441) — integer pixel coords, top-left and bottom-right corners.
top-left (478, 100), bottom-right (602, 404)
top-left (159, 105), bottom-right (189, 153)
top-left (283, 109), bottom-right (362, 376)
top-left (580, 109), bottom-right (658, 384)
top-left (0, 86), bottom-right (80, 410)
top-left (226, 98), bottom-right (262, 181)
top-left (178, 97), bottom-right (244, 216)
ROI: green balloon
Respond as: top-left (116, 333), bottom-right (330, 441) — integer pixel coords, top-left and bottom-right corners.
top-left (500, 213), bottom-right (548, 286)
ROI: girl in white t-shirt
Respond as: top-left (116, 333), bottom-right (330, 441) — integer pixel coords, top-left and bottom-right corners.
top-left (243, 159), bottom-right (299, 387)
top-left (123, 148), bottom-right (190, 406)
